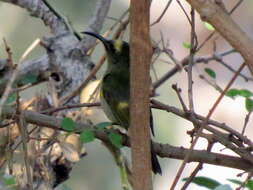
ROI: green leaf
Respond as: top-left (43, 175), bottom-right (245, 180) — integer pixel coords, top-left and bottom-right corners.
top-left (95, 122), bottom-right (112, 130)
top-left (226, 89), bottom-right (240, 98)
top-left (204, 68), bottom-right (216, 79)
top-left (246, 180), bottom-right (253, 190)
top-left (183, 42), bottom-right (191, 49)
top-left (204, 22), bottom-right (215, 31)
top-left (229, 179), bottom-right (253, 190)
top-left (246, 98), bottom-right (253, 112)
top-left (238, 89), bottom-right (253, 98)
top-left (108, 132), bottom-right (123, 148)
top-left (5, 93), bottom-right (17, 104)
top-left (183, 176), bottom-right (220, 189)
top-left (19, 73), bottom-right (37, 85)
top-left (3, 174), bottom-right (16, 186)
top-left (61, 117), bottom-right (75, 132)
top-left (80, 130), bottom-right (95, 143)
top-left (214, 184), bottom-right (232, 190)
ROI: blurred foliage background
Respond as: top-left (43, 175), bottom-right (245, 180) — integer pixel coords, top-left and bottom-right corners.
top-left (1, 0), bottom-right (253, 189)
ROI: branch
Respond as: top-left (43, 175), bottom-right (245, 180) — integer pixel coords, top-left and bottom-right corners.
top-left (185, 0), bottom-right (253, 74)
top-left (81, 0), bottom-right (112, 52)
top-left (130, 0), bottom-right (153, 189)
top-left (2, 0), bottom-right (69, 35)
top-left (2, 106), bottom-right (253, 172)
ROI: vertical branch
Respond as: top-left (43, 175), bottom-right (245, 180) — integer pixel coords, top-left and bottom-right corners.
top-left (130, 0), bottom-right (153, 190)
top-left (171, 8), bottom-right (197, 189)
top-left (187, 8), bottom-right (197, 111)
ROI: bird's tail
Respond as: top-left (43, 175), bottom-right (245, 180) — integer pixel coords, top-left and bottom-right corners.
top-left (151, 145), bottom-right (162, 175)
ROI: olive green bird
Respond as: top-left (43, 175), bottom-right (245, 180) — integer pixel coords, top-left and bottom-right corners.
top-left (83, 32), bottom-right (162, 175)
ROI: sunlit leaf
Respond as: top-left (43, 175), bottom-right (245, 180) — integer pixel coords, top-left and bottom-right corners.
top-left (204, 22), bottom-right (215, 31)
top-left (183, 42), bottom-right (191, 49)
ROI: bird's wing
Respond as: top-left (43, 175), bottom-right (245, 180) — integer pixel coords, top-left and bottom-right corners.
top-left (100, 74), bottom-right (129, 129)
top-left (101, 74), bottom-right (155, 135)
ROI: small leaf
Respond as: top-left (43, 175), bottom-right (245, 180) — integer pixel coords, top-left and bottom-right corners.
top-left (183, 176), bottom-right (220, 189)
top-left (246, 180), bottom-right (253, 189)
top-left (238, 89), bottom-right (253, 98)
top-left (204, 22), bottom-right (215, 31)
top-left (226, 89), bottom-right (240, 98)
top-left (61, 117), bottom-right (75, 132)
top-left (5, 93), bottom-right (17, 104)
top-left (183, 42), bottom-right (191, 49)
top-left (204, 68), bottom-right (216, 79)
top-left (95, 122), bottom-right (112, 130)
top-left (59, 142), bottom-right (80, 162)
top-left (108, 132), bottom-right (123, 148)
top-left (246, 98), bottom-right (253, 112)
top-left (214, 184), bottom-right (232, 190)
top-left (80, 130), bottom-right (95, 143)
top-left (3, 174), bottom-right (16, 186)
top-left (19, 73), bottom-right (37, 85)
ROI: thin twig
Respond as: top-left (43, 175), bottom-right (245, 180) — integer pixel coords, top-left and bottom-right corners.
top-left (196, 0), bottom-right (244, 52)
top-left (181, 142), bottom-right (214, 190)
top-left (0, 39), bottom-right (41, 118)
top-left (170, 8), bottom-right (197, 189)
top-left (242, 111), bottom-right (252, 135)
top-left (199, 74), bottom-right (223, 93)
top-left (2, 105), bottom-right (253, 171)
top-left (3, 38), bottom-right (14, 68)
top-left (170, 63), bottom-right (246, 190)
top-left (150, 0), bottom-right (173, 26)
top-left (42, 0), bottom-right (81, 39)
top-left (60, 55), bottom-right (106, 105)
top-left (16, 93), bottom-right (33, 189)
top-left (152, 48), bottom-right (248, 90)
top-left (187, 8), bottom-right (196, 112)
top-left (218, 60), bottom-right (253, 81)
top-left (41, 102), bottom-right (100, 114)
top-left (176, 0), bottom-right (192, 24)
top-left (171, 84), bottom-right (188, 112)
top-left (151, 99), bottom-right (253, 149)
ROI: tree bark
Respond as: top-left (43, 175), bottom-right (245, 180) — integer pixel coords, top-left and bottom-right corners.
top-left (130, 0), bottom-right (153, 190)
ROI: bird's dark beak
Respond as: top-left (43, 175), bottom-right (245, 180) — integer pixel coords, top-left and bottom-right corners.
top-left (82, 31), bottom-right (110, 49)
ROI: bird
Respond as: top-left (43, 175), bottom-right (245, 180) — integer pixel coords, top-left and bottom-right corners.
top-left (83, 31), bottom-right (162, 175)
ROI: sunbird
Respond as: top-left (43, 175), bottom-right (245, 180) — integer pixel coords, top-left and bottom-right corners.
top-left (83, 31), bottom-right (162, 175)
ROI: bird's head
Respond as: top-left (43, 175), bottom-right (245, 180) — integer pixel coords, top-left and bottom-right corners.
top-left (83, 32), bottom-right (129, 72)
